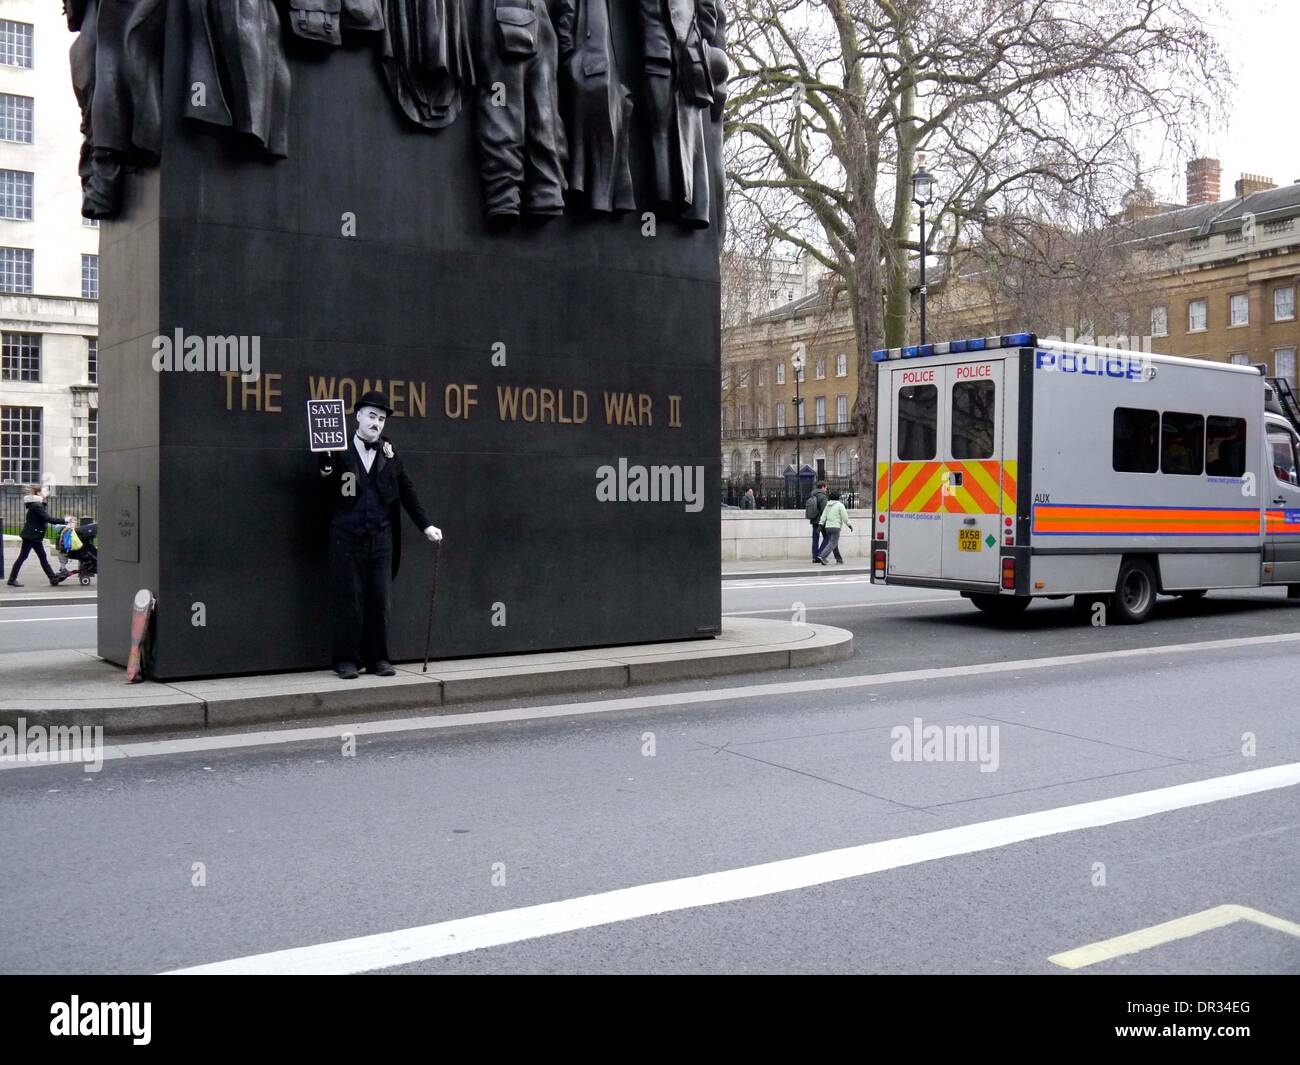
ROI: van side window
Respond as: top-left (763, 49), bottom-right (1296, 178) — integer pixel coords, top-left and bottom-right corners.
top-left (951, 380), bottom-right (995, 459)
top-left (1205, 416), bottom-right (1247, 477)
top-left (1113, 407), bottom-right (1158, 473)
top-left (897, 385), bottom-right (937, 460)
top-left (1269, 428), bottom-right (1300, 486)
top-left (1161, 411), bottom-right (1204, 475)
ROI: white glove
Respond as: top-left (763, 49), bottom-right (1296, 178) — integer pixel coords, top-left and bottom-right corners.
top-left (424, 526), bottom-right (442, 543)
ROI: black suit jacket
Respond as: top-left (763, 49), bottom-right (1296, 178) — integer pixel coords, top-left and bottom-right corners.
top-left (318, 439), bottom-right (433, 578)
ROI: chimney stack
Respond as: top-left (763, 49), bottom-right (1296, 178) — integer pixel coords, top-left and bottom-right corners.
top-left (1186, 157), bottom-right (1221, 205)
top-left (1235, 173), bottom-right (1276, 198)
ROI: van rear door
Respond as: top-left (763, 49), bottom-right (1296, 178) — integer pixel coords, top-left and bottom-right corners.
top-left (940, 358), bottom-right (1007, 583)
top-left (885, 364), bottom-right (945, 578)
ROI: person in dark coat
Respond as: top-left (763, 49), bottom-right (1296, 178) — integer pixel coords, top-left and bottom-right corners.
top-left (316, 391), bottom-right (442, 679)
top-left (7, 488), bottom-right (71, 588)
top-left (380, 0), bottom-right (476, 130)
top-left (185, 0), bottom-right (292, 158)
top-left (474, 0), bottom-right (567, 220)
top-left (806, 481), bottom-right (828, 563)
top-left (555, 0), bottom-right (634, 213)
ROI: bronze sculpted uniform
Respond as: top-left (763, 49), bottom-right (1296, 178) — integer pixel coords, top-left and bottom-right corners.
top-left (381, 0), bottom-right (476, 129)
top-left (474, 0), bottom-right (567, 219)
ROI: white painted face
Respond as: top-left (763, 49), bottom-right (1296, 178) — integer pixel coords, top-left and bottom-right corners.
top-left (355, 405), bottom-right (387, 444)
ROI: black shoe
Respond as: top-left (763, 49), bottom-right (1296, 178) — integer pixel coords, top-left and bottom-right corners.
top-left (6, 579), bottom-right (21, 588)
top-left (50, 574), bottom-right (68, 586)
top-left (334, 662), bottom-right (359, 680)
top-left (368, 661), bottom-right (396, 677)
top-left (835, 559), bottom-right (845, 565)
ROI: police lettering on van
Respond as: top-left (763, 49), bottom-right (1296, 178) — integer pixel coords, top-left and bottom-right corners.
top-left (1034, 349), bottom-right (1148, 380)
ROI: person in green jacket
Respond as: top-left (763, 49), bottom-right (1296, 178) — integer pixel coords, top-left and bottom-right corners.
top-left (815, 490), bottom-right (852, 565)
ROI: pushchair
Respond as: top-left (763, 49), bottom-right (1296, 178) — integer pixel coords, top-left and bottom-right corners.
top-left (54, 522), bottom-right (98, 586)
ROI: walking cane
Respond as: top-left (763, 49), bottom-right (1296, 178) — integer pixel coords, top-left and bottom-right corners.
top-left (422, 539), bottom-right (442, 673)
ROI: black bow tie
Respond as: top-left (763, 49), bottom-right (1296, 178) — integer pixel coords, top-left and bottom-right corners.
top-left (360, 438), bottom-right (379, 452)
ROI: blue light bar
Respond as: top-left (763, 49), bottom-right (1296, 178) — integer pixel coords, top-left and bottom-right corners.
top-left (968, 338), bottom-right (987, 351)
top-left (872, 332), bottom-right (1036, 362)
top-left (902, 345), bottom-right (920, 358)
top-left (1002, 332), bottom-right (1035, 347)
top-left (950, 340), bottom-right (968, 353)
top-left (871, 348), bottom-right (888, 362)
top-left (919, 344), bottom-right (935, 357)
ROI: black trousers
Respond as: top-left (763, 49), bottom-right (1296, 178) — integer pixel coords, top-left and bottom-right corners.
top-left (9, 539), bottom-right (57, 582)
top-left (329, 526), bottom-right (392, 667)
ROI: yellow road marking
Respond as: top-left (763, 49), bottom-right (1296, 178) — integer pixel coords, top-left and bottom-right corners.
top-left (1049, 904), bottom-right (1300, 970)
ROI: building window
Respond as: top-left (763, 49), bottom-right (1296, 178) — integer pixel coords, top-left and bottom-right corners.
top-left (1277, 348), bottom-right (1297, 387)
top-left (0, 93), bottom-right (34, 143)
top-left (87, 337), bottom-right (98, 384)
top-left (1, 332), bottom-right (40, 382)
top-left (757, 365), bottom-right (766, 387)
top-left (0, 246), bottom-right (33, 293)
top-left (720, 406), bottom-right (726, 431)
top-left (729, 450), bottom-right (741, 478)
top-left (1151, 305), bottom-right (1168, 337)
top-left (1229, 293), bottom-right (1249, 327)
top-left (1187, 299), bottom-right (1207, 332)
top-left (775, 362), bottom-right (785, 385)
top-left (0, 169), bottom-right (33, 220)
top-left (0, 20), bottom-right (34, 69)
top-left (836, 447), bottom-right (848, 477)
top-left (836, 352), bottom-right (847, 377)
top-left (1, 405), bottom-right (41, 483)
top-left (1228, 352), bottom-right (1249, 366)
top-left (776, 402), bottom-right (785, 431)
top-left (738, 406), bottom-right (746, 431)
top-left (87, 409), bottom-right (98, 484)
top-left (797, 398), bottom-right (806, 430)
top-left (813, 448), bottom-right (826, 479)
top-left (814, 356), bottom-right (826, 380)
top-left (739, 366), bottom-right (749, 388)
top-left (814, 396), bottom-right (826, 428)
top-left (1274, 286), bottom-right (1296, 322)
top-left (836, 394), bottom-right (848, 426)
top-left (721, 368), bottom-right (730, 391)
top-left (81, 254), bottom-right (99, 299)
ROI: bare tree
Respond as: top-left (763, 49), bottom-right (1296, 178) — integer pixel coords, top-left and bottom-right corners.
top-left (724, 0), bottom-right (1228, 491)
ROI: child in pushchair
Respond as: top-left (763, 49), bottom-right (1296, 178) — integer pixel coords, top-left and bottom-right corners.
top-left (54, 522), bottom-right (98, 586)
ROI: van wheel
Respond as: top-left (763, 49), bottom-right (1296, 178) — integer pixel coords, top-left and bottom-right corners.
top-left (969, 594), bottom-right (1030, 617)
top-left (1112, 559), bottom-right (1157, 624)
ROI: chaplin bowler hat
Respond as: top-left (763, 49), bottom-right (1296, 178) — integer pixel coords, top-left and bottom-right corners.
top-left (354, 390), bottom-right (394, 416)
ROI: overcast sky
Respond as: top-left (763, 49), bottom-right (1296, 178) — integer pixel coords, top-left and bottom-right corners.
top-left (1154, 0), bottom-right (1300, 202)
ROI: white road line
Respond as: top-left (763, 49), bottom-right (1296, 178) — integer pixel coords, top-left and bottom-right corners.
top-left (4, 630), bottom-right (1300, 771)
top-left (1048, 904), bottom-right (1300, 970)
top-left (0, 615), bottom-right (96, 624)
top-left (725, 597), bottom-right (962, 616)
top-left (163, 762), bottom-right (1300, 974)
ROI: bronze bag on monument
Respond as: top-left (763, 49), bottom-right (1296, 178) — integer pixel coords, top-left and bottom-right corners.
top-left (288, 0), bottom-right (343, 46)
top-left (342, 0), bottom-right (385, 32)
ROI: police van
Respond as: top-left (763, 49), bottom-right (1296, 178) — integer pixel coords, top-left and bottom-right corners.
top-left (870, 333), bottom-right (1300, 622)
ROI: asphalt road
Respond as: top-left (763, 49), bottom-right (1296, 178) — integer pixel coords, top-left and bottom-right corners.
top-left (1, 576), bottom-right (1298, 974)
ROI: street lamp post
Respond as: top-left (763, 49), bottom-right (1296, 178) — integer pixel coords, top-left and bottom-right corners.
top-left (791, 351), bottom-right (805, 494)
top-left (912, 165), bottom-right (935, 345)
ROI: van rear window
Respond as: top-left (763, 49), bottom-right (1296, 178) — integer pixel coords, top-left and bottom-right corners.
top-left (1205, 416), bottom-right (1247, 477)
top-left (898, 385), bottom-right (937, 460)
top-left (1113, 407), bottom-right (1159, 473)
top-left (951, 380), bottom-right (996, 459)
top-left (1161, 411), bottom-right (1204, 475)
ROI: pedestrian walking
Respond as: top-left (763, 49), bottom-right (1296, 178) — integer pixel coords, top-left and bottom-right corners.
top-left (805, 480), bottom-right (828, 561)
top-left (815, 489), bottom-right (853, 565)
top-left (740, 488), bottom-right (756, 510)
top-left (7, 487), bottom-right (70, 587)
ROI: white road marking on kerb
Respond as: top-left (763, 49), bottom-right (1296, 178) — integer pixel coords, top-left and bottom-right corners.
top-left (164, 762), bottom-right (1300, 975)
top-left (1049, 904), bottom-right (1300, 970)
top-left (0, 615), bottom-right (96, 624)
top-left (4, 630), bottom-right (1300, 771)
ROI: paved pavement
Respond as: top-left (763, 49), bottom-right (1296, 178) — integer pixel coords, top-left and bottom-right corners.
top-left (1, 574), bottom-right (1297, 974)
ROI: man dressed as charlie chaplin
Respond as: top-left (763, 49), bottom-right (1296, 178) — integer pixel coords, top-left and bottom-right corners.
top-left (316, 391), bottom-right (442, 680)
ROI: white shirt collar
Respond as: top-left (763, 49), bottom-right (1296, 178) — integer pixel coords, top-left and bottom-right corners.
top-left (353, 433), bottom-right (377, 472)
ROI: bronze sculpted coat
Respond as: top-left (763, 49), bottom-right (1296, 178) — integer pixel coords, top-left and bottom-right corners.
top-left (555, 0), bottom-right (635, 213)
top-left (380, 0), bottom-right (476, 129)
top-left (185, 0), bottom-right (292, 158)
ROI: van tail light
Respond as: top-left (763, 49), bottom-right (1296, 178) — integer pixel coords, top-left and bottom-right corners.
top-left (874, 550), bottom-right (887, 578)
top-left (1001, 556), bottom-right (1016, 590)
